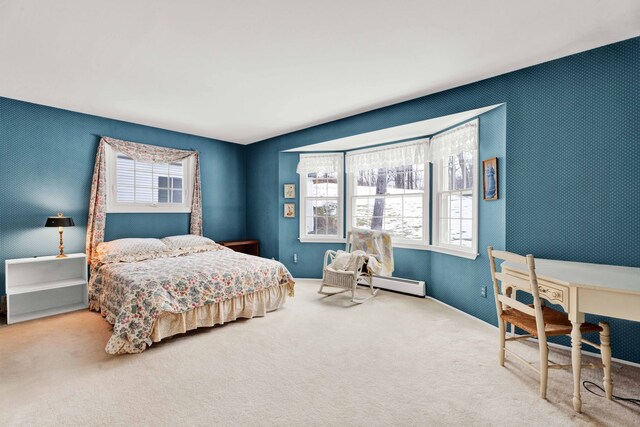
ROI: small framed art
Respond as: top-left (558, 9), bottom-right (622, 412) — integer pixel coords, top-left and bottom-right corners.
top-left (482, 157), bottom-right (498, 201)
top-left (284, 203), bottom-right (296, 218)
top-left (284, 183), bottom-right (296, 199)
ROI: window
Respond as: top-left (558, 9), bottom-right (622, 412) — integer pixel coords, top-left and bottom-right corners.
top-left (297, 153), bottom-right (344, 242)
top-left (431, 120), bottom-right (479, 257)
top-left (105, 145), bottom-right (194, 213)
top-left (346, 140), bottom-right (429, 247)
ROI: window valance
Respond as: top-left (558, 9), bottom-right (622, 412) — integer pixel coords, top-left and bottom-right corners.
top-left (345, 139), bottom-right (428, 173)
top-left (296, 153), bottom-right (343, 175)
top-left (430, 120), bottom-right (478, 160)
top-left (86, 137), bottom-right (202, 262)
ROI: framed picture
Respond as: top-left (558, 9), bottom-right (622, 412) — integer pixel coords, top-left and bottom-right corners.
top-left (284, 183), bottom-right (296, 199)
top-left (284, 203), bottom-right (296, 218)
top-left (482, 157), bottom-right (498, 201)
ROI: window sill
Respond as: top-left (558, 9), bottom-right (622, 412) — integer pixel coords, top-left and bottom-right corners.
top-left (107, 206), bottom-right (192, 214)
top-left (428, 245), bottom-right (479, 260)
top-left (393, 242), bottom-right (430, 251)
top-left (298, 237), bottom-right (346, 244)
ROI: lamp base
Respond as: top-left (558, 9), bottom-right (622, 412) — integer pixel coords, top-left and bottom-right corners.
top-left (56, 254), bottom-right (68, 258)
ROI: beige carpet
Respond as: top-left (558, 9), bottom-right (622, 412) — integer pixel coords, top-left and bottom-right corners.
top-left (0, 280), bottom-right (639, 426)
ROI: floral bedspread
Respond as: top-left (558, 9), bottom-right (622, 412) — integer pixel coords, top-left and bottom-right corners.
top-left (90, 245), bottom-right (295, 354)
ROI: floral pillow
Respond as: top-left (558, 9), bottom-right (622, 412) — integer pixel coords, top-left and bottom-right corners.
top-left (161, 234), bottom-right (216, 249)
top-left (95, 238), bottom-right (169, 263)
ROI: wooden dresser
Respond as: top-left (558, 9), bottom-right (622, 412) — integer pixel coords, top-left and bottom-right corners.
top-left (219, 240), bottom-right (259, 256)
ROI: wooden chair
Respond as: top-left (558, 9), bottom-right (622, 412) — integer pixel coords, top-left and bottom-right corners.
top-left (487, 247), bottom-right (612, 400)
top-left (318, 231), bottom-right (379, 304)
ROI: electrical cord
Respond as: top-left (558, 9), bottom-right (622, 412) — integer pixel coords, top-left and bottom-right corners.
top-left (582, 381), bottom-right (640, 406)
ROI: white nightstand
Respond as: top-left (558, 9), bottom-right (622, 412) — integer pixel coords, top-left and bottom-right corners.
top-left (5, 253), bottom-right (88, 324)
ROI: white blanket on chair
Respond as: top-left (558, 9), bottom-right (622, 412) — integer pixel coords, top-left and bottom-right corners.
top-left (328, 250), bottom-right (367, 272)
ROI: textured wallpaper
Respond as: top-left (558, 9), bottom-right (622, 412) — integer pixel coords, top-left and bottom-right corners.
top-left (246, 37), bottom-right (640, 363)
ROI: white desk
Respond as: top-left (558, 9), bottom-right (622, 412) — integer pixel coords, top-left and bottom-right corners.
top-left (501, 258), bottom-right (640, 413)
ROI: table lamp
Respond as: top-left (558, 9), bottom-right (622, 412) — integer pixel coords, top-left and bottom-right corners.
top-left (45, 213), bottom-right (75, 258)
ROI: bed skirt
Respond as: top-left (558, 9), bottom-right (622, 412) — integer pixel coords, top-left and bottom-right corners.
top-left (105, 284), bottom-right (289, 354)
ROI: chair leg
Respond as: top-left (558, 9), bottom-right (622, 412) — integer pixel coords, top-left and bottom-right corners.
top-left (599, 322), bottom-right (613, 400)
top-left (539, 339), bottom-right (549, 399)
top-left (498, 319), bottom-right (506, 367)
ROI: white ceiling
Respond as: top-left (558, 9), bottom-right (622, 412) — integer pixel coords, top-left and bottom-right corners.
top-left (284, 104), bottom-right (502, 152)
top-left (1, 1), bottom-right (639, 145)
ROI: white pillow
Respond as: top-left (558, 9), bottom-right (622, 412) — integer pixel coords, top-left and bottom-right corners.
top-left (161, 234), bottom-right (216, 249)
top-left (96, 238), bottom-right (168, 258)
top-left (328, 250), bottom-right (366, 272)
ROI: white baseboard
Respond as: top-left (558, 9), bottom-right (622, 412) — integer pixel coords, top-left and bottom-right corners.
top-left (426, 296), bottom-right (640, 369)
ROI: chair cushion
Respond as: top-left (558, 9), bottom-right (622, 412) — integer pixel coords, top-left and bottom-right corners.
top-left (500, 306), bottom-right (602, 337)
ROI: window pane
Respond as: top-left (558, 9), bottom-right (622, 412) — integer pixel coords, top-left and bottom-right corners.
top-left (169, 162), bottom-right (183, 177)
top-left (372, 197), bottom-right (385, 219)
top-left (463, 151), bottom-right (474, 189)
top-left (440, 193), bottom-right (450, 219)
top-left (386, 169), bottom-right (402, 193)
top-left (370, 217), bottom-right (383, 230)
top-left (461, 220), bottom-right (473, 248)
top-left (172, 190), bottom-right (182, 204)
top-left (117, 171), bottom-right (134, 188)
top-left (403, 196), bottom-right (422, 218)
top-left (136, 163), bottom-right (154, 188)
top-left (383, 197), bottom-right (402, 218)
top-left (327, 177), bottom-right (338, 197)
top-left (306, 199), bottom-right (315, 217)
top-left (354, 216), bottom-right (371, 229)
top-left (440, 219), bottom-right (450, 245)
top-left (384, 216), bottom-right (403, 236)
top-left (355, 170), bottom-right (376, 195)
top-left (158, 176), bottom-right (169, 188)
top-left (117, 186), bottom-right (135, 202)
top-left (453, 155), bottom-right (464, 190)
top-left (314, 217), bottom-right (327, 235)
top-left (461, 193), bottom-right (473, 219)
top-left (305, 217), bottom-right (315, 235)
top-left (327, 217), bottom-right (338, 235)
top-left (354, 198), bottom-right (373, 218)
top-left (404, 165), bottom-right (425, 194)
top-left (306, 175), bottom-right (316, 196)
top-left (136, 187), bottom-right (153, 203)
top-left (450, 219), bottom-right (461, 246)
top-left (450, 193), bottom-right (461, 219)
top-left (402, 217), bottom-right (422, 240)
top-left (315, 199), bottom-right (337, 217)
top-left (171, 177), bottom-right (183, 190)
top-left (158, 189), bottom-right (169, 203)
top-left (444, 156), bottom-right (454, 191)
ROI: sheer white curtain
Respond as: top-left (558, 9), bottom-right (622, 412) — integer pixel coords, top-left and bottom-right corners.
top-left (296, 153), bottom-right (343, 174)
top-left (345, 139), bottom-right (428, 173)
top-left (429, 120), bottom-right (478, 160)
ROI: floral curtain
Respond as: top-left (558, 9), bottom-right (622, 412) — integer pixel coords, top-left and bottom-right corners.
top-left (86, 137), bottom-right (202, 261)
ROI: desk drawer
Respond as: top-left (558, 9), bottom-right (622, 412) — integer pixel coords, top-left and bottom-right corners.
top-left (503, 268), bottom-right (567, 306)
top-left (537, 282), bottom-right (565, 305)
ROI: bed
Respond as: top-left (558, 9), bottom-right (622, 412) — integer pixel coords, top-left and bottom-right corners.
top-left (89, 236), bottom-right (295, 354)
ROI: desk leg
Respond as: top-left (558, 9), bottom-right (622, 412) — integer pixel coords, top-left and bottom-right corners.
top-left (571, 322), bottom-right (583, 413)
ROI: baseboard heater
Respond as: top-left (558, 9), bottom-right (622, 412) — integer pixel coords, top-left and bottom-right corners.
top-left (371, 275), bottom-right (426, 297)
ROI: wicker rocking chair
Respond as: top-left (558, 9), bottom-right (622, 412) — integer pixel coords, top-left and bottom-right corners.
top-left (318, 229), bottom-right (393, 304)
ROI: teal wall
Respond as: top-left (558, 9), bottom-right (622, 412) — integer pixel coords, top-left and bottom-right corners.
top-left (0, 37), bottom-right (638, 363)
top-left (246, 37), bottom-right (640, 363)
top-left (0, 98), bottom-right (247, 295)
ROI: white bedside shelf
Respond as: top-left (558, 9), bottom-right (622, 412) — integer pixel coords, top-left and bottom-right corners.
top-left (5, 253), bottom-right (88, 324)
